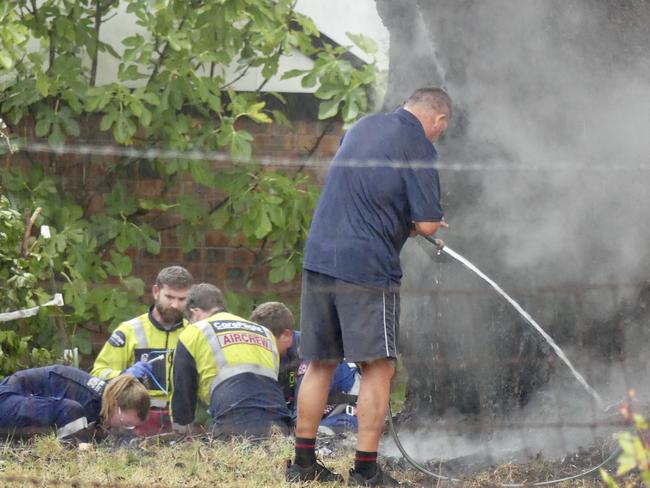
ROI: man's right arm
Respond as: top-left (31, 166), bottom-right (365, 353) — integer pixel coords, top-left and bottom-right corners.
top-left (413, 220), bottom-right (448, 237)
top-left (90, 325), bottom-right (132, 381)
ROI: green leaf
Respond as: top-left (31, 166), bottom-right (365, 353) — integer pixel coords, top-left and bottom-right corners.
top-left (140, 107), bottom-right (152, 127)
top-left (318, 98), bottom-right (341, 120)
top-left (301, 72), bottom-right (318, 88)
top-left (48, 123), bottom-right (65, 147)
top-left (122, 276), bottom-right (144, 296)
top-left (142, 92), bottom-right (160, 106)
top-left (271, 110), bottom-right (291, 127)
top-left (0, 51), bottom-right (13, 70)
top-left (254, 211), bottom-right (272, 239)
top-left (280, 69), bottom-right (306, 80)
top-left (283, 260), bottom-right (296, 282)
top-left (71, 332), bottom-right (93, 355)
top-left (315, 82), bottom-right (343, 100)
top-left (346, 32), bottom-right (378, 55)
top-left (210, 206), bottom-right (230, 229)
top-left (107, 250), bottom-right (132, 276)
top-left (230, 130), bottom-right (253, 161)
top-left (35, 76), bottom-right (49, 97)
top-left (100, 111), bottom-right (116, 131)
top-left (60, 114), bottom-right (80, 137)
top-left (342, 98), bottom-right (360, 122)
top-left (269, 266), bottom-right (284, 283)
top-left (35, 117), bottom-right (52, 137)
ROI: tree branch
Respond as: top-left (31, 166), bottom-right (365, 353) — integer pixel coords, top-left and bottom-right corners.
top-left (90, 0), bottom-right (104, 86)
top-left (243, 237), bottom-right (271, 287)
top-left (148, 16), bottom-right (188, 84)
top-left (294, 118), bottom-right (336, 176)
top-left (223, 67), bottom-right (251, 89)
top-left (21, 207), bottom-right (42, 257)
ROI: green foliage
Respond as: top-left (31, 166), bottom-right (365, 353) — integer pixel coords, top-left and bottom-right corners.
top-left (0, 0), bottom-right (378, 363)
top-left (0, 330), bottom-right (53, 380)
top-left (282, 31), bottom-right (379, 124)
top-left (0, 4), bottom-right (29, 70)
top-left (0, 195), bottom-right (55, 377)
top-left (601, 400), bottom-right (650, 487)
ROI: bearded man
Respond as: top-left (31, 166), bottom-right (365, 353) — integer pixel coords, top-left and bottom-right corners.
top-left (91, 265), bottom-right (193, 435)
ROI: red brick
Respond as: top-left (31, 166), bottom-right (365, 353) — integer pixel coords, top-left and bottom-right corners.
top-left (86, 194), bottom-right (105, 213)
top-left (205, 230), bottom-right (231, 247)
top-left (225, 248), bottom-right (255, 266)
top-left (295, 121), bottom-right (311, 135)
top-left (161, 231), bottom-right (179, 247)
top-left (162, 247), bottom-right (182, 262)
top-left (136, 179), bottom-right (163, 198)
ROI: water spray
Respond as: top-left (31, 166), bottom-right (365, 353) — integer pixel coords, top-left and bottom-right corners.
top-left (422, 234), bottom-right (604, 409)
top-left (387, 235), bottom-right (619, 485)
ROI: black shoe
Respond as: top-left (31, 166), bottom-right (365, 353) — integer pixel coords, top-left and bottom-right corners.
top-left (347, 466), bottom-right (408, 487)
top-left (286, 459), bottom-right (344, 483)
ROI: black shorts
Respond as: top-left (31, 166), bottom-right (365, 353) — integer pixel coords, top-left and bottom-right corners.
top-left (299, 270), bottom-right (399, 362)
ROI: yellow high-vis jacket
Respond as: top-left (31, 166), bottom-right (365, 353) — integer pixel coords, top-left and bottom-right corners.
top-left (171, 311), bottom-right (280, 425)
top-left (91, 307), bottom-right (188, 407)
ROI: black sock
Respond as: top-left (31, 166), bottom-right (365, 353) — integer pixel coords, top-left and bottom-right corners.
top-left (294, 437), bottom-right (316, 467)
top-left (354, 450), bottom-right (378, 478)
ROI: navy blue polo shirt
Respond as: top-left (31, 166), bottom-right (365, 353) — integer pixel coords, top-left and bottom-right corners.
top-left (303, 107), bottom-right (444, 288)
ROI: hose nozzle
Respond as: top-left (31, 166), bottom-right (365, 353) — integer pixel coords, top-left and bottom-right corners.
top-left (424, 235), bottom-right (445, 252)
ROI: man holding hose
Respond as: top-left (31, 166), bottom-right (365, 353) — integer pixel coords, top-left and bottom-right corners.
top-left (287, 87), bottom-right (451, 486)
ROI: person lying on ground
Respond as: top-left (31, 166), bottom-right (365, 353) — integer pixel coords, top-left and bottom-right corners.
top-left (171, 283), bottom-right (291, 439)
top-left (91, 265), bottom-right (193, 436)
top-left (0, 364), bottom-right (150, 448)
top-left (249, 301), bottom-right (360, 435)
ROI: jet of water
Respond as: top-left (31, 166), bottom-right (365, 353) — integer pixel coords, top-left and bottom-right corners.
top-left (428, 238), bottom-right (605, 409)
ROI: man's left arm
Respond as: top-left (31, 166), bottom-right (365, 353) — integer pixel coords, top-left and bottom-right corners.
top-left (170, 339), bottom-right (199, 428)
top-left (403, 157), bottom-right (447, 237)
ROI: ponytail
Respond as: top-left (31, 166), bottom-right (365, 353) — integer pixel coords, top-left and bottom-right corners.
top-left (100, 374), bottom-right (150, 425)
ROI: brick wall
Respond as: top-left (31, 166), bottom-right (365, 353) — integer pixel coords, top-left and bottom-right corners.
top-left (130, 93), bottom-right (342, 306)
top-left (6, 93), bottom-right (342, 321)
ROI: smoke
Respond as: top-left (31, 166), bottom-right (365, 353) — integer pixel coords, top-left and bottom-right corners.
top-left (383, 347), bottom-right (650, 466)
top-left (427, 0), bottom-right (650, 298)
top-left (391, 0), bottom-right (650, 464)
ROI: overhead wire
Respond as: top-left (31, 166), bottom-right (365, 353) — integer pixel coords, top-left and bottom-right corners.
top-left (9, 140), bottom-right (650, 172)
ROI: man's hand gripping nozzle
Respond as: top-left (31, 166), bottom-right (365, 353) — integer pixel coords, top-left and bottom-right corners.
top-left (423, 234), bottom-right (445, 253)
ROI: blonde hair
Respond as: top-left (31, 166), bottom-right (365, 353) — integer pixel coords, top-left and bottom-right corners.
top-left (100, 374), bottom-right (150, 424)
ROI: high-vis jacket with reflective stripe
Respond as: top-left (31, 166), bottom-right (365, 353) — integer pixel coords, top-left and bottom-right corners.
top-left (91, 309), bottom-right (187, 406)
top-left (171, 311), bottom-right (280, 425)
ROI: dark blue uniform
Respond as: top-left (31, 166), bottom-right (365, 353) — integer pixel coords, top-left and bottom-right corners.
top-left (300, 107), bottom-right (444, 362)
top-left (294, 361), bottom-right (360, 434)
top-left (304, 107), bottom-right (443, 288)
top-left (0, 365), bottom-right (105, 440)
top-left (279, 330), bottom-right (301, 411)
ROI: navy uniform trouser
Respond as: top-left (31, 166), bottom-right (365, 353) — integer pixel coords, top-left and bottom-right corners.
top-left (209, 373), bottom-right (292, 439)
top-left (0, 384), bottom-right (86, 431)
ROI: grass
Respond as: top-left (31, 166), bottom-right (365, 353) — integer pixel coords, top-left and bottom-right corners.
top-left (0, 433), bottom-right (640, 487)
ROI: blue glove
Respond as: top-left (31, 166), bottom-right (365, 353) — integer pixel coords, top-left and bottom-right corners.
top-left (123, 360), bottom-right (152, 380)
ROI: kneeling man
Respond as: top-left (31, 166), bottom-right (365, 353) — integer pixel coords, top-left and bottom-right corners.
top-left (171, 283), bottom-right (291, 438)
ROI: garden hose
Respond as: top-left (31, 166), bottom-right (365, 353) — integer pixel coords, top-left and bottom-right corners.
top-left (386, 235), bottom-right (622, 485)
top-left (387, 404), bottom-right (621, 486)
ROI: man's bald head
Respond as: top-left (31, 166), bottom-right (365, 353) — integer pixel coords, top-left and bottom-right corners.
top-left (404, 87), bottom-right (452, 142)
top-left (405, 87), bottom-right (452, 119)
